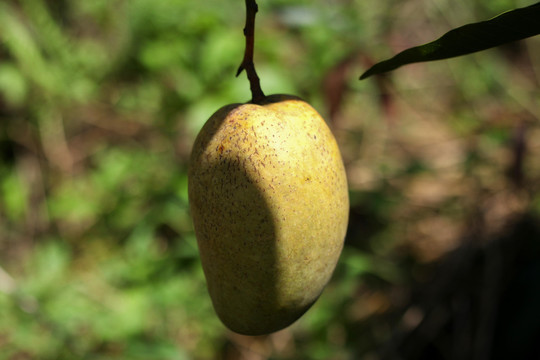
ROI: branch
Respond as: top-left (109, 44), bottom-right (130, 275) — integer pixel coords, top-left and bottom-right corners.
top-left (236, 0), bottom-right (265, 103)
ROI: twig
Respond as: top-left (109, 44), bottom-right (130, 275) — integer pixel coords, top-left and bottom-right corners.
top-left (507, 120), bottom-right (527, 187)
top-left (236, 0), bottom-right (265, 103)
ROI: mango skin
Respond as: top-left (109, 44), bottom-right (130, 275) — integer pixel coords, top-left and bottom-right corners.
top-left (188, 94), bottom-right (349, 335)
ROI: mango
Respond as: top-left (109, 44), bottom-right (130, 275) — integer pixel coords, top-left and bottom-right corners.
top-left (188, 94), bottom-right (349, 335)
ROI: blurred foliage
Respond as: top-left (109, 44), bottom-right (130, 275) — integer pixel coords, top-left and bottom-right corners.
top-left (0, 0), bottom-right (539, 359)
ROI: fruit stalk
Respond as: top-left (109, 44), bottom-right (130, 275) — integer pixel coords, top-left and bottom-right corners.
top-left (236, 0), bottom-right (265, 103)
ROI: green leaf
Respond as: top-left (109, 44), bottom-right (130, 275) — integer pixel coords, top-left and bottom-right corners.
top-left (1, 170), bottom-right (29, 222)
top-left (360, 2), bottom-right (540, 79)
top-left (0, 63), bottom-right (28, 107)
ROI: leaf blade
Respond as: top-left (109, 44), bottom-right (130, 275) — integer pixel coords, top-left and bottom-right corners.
top-left (360, 2), bottom-right (540, 80)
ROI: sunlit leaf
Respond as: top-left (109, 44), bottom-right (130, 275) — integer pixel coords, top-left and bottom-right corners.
top-left (360, 2), bottom-right (540, 79)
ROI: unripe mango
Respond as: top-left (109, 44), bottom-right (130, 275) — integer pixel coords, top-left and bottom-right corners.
top-left (188, 94), bottom-right (349, 335)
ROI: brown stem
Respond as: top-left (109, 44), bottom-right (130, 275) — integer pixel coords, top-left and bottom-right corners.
top-left (236, 0), bottom-right (265, 103)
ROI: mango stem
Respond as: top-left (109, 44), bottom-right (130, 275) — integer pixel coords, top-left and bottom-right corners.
top-left (236, 0), bottom-right (265, 104)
